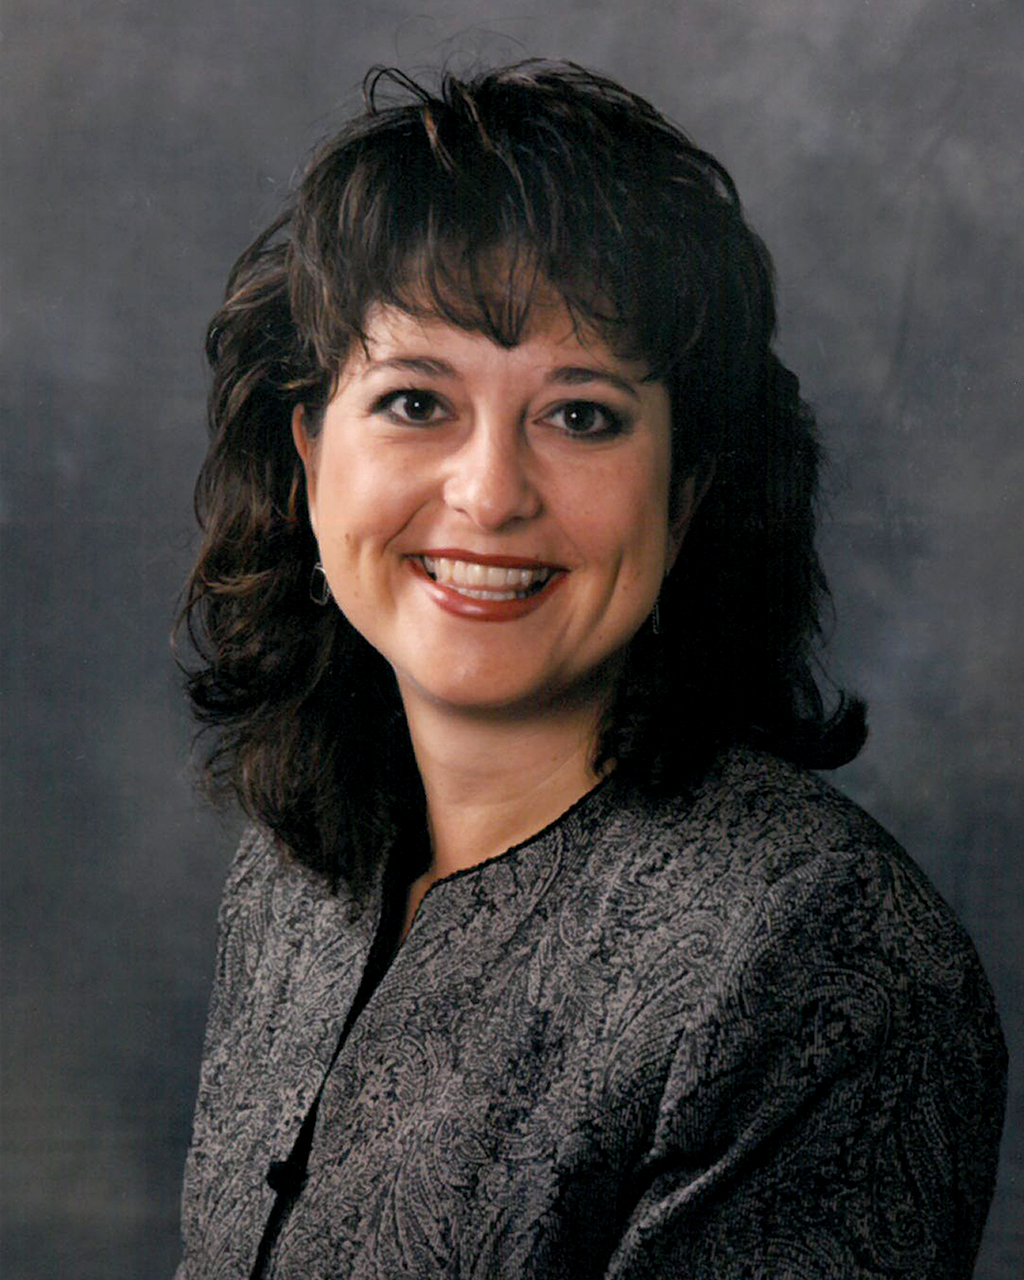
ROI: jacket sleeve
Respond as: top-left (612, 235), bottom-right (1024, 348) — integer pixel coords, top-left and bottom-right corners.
top-left (174, 825), bottom-right (276, 1278)
top-left (190, 826), bottom-right (275, 1053)
top-left (604, 848), bottom-right (1007, 1279)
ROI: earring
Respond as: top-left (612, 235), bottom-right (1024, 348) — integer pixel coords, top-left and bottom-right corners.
top-left (310, 562), bottom-right (332, 606)
top-left (651, 600), bottom-right (661, 635)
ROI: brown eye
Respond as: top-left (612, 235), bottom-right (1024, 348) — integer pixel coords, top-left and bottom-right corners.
top-left (549, 401), bottom-right (627, 437)
top-left (376, 390), bottom-right (447, 424)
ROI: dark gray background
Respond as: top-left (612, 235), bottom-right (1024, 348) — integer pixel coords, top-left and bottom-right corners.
top-left (2, 1), bottom-right (1020, 1275)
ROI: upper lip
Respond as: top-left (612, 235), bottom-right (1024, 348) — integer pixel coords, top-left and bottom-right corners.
top-left (410, 549), bottom-right (565, 570)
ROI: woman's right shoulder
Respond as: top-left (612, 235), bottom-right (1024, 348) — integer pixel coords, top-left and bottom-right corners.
top-left (207, 826), bottom-right (330, 1008)
top-left (207, 827), bottom-right (277, 957)
top-left (215, 823), bottom-right (313, 930)
top-left (215, 823), bottom-right (358, 935)
top-left (219, 824), bottom-right (275, 906)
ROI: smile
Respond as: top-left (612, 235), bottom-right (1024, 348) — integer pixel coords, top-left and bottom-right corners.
top-left (419, 555), bottom-right (555, 600)
top-left (409, 552), bottom-right (567, 622)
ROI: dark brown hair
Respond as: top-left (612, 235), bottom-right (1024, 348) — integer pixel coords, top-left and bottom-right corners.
top-left (178, 61), bottom-right (865, 886)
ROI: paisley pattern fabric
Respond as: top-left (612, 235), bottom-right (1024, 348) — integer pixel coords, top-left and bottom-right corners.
top-left (175, 748), bottom-right (1006, 1278)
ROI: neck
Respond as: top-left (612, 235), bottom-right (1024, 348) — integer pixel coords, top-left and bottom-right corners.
top-left (399, 685), bottom-right (611, 882)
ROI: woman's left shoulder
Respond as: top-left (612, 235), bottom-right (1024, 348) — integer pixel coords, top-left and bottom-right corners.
top-left (601, 744), bottom-right (1006, 1120)
top-left (670, 743), bottom-right (909, 880)
top-left (604, 745), bottom-right (999, 1008)
top-left (589, 749), bottom-right (1006, 1278)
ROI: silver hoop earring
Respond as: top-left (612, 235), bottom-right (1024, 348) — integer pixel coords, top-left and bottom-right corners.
top-left (310, 563), bottom-right (332, 606)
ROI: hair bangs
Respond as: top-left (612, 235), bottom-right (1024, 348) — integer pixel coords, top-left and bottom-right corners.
top-left (290, 79), bottom-right (710, 386)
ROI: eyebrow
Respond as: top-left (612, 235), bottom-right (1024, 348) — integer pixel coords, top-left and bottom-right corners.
top-left (364, 357), bottom-right (456, 378)
top-left (545, 365), bottom-right (641, 401)
top-left (363, 357), bottom-right (643, 400)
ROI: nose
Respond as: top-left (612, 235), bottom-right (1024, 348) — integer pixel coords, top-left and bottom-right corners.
top-left (442, 419), bottom-right (542, 530)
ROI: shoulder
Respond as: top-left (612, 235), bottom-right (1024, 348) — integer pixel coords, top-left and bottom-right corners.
top-left (217, 824), bottom-right (275, 911)
top-left (592, 750), bottom-right (1006, 1276)
top-left (212, 823), bottom-right (285, 939)
top-left (210, 823), bottom-right (355, 986)
top-left (607, 745), bottom-right (941, 920)
top-left (595, 747), bottom-right (1002, 1041)
top-left (216, 822), bottom-right (346, 920)
top-left (610, 744), bottom-right (901, 887)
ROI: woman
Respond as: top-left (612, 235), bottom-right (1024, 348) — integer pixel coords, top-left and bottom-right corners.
top-left (176, 63), bottom-right (1005, 1278)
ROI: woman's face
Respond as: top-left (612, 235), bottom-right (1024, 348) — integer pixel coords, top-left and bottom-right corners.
top-left (293, 300), bottom-right (699, 720)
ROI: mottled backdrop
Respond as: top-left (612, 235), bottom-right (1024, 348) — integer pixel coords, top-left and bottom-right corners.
top-left (2, 1), bottom-right (1020, 1276)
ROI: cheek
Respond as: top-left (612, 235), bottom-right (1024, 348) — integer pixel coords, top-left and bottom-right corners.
top-left (313, 446), bottom-right (426, 552)
top-left (576, 457), bottom-right (673, 568)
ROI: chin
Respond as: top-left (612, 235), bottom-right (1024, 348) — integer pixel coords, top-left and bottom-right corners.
top-left (401, 656), bottom-right (623, 723)
top-left (412, 677), bottom-right (557, 717)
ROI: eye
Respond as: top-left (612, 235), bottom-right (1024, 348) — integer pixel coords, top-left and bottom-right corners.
top-left (546, 400), bottom-right (628, 438)
top-left (374, 389), bottom-right (449, 425)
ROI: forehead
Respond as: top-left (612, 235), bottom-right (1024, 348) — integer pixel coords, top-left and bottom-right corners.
top-left (343, 301), bottom-right (656, 386)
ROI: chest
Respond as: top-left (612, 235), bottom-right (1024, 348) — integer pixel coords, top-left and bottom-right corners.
top-left (184, 892), bottom-right (695, 1279)
top-left (268, 931), bottom-right (674, 1277)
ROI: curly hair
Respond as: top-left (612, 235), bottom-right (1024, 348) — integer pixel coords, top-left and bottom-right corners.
top-left (178, 61), bottom-right (866, 886)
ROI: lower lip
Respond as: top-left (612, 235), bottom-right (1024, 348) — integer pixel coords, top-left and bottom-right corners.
top-left (408, 558), bottom-right (566, 621)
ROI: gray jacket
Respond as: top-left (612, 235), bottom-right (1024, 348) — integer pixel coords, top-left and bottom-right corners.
top-left (176, 748), bottom-right (1005, 1277)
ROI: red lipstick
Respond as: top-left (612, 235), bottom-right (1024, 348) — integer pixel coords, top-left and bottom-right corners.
top-left (407, 554), bottom-right (567, 622)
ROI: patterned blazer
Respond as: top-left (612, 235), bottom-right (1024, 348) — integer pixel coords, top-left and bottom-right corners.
top-left (176, 748), bottom-right (1006, 1278)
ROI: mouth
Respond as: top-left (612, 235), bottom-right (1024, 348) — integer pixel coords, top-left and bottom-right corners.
top-left (417, 554), bottom-right (559, 601)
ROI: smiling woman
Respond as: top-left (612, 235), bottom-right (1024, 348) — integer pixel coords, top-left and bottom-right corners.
top-left (291, 306), bottom-right (684, 722)
top-left (174, 63), bottom-right (1005, 1279)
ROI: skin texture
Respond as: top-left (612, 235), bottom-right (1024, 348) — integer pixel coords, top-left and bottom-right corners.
top-left (292, 301), bottom-right (701, 905)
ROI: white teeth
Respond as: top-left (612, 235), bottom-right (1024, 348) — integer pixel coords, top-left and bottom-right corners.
top-left (420, 556), bottom-right (553, 598)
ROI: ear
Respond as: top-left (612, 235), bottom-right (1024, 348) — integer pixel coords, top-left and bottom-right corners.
top-left (665, 462), bottom-right (714, 574)
top-left (291, 404), bottom-right (319, 536)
